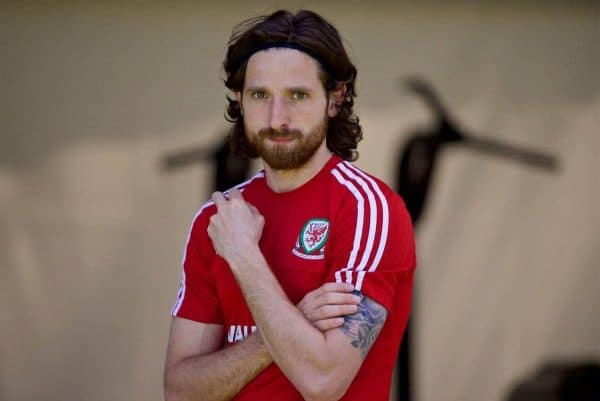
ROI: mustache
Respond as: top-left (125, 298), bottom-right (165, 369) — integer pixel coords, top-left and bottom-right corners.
top-left (257, 127), bottom-right (302, 139)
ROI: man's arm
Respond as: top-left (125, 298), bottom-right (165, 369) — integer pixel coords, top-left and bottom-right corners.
top-left (208, 190), bottom-right (388, 401)
top-left (164, 282), bottom-right (360, 401)
top-left (224, 248), bottom-right (386, 401)
top-left (164, 318), bottom-right (270, 401)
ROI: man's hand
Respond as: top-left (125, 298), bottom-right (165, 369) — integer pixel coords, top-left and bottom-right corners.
top-left (297, 282), bottom-right (361, 331)
top-left (208, 189), bottom-right (264, 265)
top-left (207, 190), bottom-right (383, 400)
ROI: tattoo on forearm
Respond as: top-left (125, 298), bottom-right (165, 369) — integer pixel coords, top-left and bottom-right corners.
top-left (342, 291), bottom-right (387, 358)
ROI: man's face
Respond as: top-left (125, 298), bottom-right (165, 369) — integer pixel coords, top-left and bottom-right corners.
top-left (237, 48), bottom-right (338, 170)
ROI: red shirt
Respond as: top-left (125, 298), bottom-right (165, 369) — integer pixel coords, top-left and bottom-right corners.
top-left (171, 155), bottom-right (416, 400)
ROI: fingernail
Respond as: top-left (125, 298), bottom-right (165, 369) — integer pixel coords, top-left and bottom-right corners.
top-left (352, 295), bottom-right (361, 303)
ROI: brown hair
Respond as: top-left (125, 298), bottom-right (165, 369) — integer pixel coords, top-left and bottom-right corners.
top-left (222, 9), bottom-right (362, 161)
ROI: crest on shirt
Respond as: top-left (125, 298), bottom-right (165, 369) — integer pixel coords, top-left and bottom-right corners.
top-left (292, 218), bottom-right (329, 260)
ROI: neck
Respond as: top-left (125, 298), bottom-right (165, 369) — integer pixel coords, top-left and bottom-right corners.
top-left (263, 142), bottom-right (332, 193)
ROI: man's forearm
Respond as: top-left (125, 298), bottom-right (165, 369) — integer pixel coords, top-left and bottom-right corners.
top-left (165, 333), bottom-right (271, 401)
top-left (228, 248), bottom-right (340, 395)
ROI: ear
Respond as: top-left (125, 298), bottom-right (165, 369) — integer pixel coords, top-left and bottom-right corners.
top-left (235, 91), bottom-right (243, 116)
top-left (327, 84), bottom-right (346, 118)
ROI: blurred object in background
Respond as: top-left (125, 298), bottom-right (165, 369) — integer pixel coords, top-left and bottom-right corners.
top-left (396, 76), bottom-right (559, 223)
top-left (505, 360), bottom-right (600, 401)
top-left (161, 135), bottom-right (251, 193)
top-left (394, 77), bottom-right (561, 401)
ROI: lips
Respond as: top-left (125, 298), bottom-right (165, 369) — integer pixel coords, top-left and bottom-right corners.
top-left (267, 135), bottom-right (296, 143)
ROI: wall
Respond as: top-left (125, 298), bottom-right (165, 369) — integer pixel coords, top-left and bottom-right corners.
top-left (1, 2), bottom-right (598, 400)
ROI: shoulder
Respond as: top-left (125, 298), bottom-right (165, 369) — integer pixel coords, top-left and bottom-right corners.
top-left (188, 171), bottom-right (266, 234)
top-left (326, 159), bottom-right (406, 217)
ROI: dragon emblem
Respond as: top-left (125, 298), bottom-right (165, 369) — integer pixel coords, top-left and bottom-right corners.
top-left (299, 219), bottom-right (329, 254)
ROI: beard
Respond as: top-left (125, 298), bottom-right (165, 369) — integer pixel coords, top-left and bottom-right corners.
top-left (246, 115), bottom-right (328, 171)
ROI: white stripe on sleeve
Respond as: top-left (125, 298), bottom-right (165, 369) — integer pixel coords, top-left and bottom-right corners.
top-left (331, 168), bottom-right (365, 285)
top-left (343, 162), bottom-right (390, 273)
top-left (337, 163), bottom-right (378, 273)
top-left (330, 163), bottom-right (391, 291)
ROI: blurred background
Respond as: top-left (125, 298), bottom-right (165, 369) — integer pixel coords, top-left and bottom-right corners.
top-left (1, 1), bottom-right (599, 400)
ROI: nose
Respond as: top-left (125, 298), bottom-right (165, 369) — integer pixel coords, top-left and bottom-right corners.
top-left (269, 96), bottom-right (289, 130)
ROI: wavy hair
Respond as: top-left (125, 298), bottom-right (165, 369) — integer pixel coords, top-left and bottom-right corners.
top-left (222, 9), bottom-right (362, 161)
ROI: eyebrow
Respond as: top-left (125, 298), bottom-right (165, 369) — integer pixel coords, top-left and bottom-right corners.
top-left (245, 86), bottom-right (267, 94)
top-left (244, 86), bottom-right (314, 94)
top-left (287, 86), bottom-right (313, 93)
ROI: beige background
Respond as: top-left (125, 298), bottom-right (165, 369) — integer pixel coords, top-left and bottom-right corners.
top-left (1, 2), bottom-right (599, 401)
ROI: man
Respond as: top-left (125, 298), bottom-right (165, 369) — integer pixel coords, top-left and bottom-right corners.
top-left (164, 9), bottom-right (416, 401)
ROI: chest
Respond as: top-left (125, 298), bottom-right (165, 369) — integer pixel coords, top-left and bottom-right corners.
top-left (212, 196), bottom-right (334, 326)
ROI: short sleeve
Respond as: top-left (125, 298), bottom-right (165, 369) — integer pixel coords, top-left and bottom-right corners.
top-left (170, 208), bottom-right (224, 324)
top-left (327, 177), bottom-right (416, 312)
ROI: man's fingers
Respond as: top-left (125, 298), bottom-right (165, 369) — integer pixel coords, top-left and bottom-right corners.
top-left (316, 282), bottom-right (355, 296)
top-left (211, 191), bottom-right (228, 207)
top-left (325, 304), bottom-right (359, 317)
top-left (311, 304), bottom-right (358, 321)
top-left (298, 282), bottom-right (359, 324)
top-left (314, 318), bottom-right (345, 331)
top-left (228, 188), bottom-right (243, 200)
top-left (302, 303), bottom-right (357, 321)
top-left (211, 188), bottom-right (244, 206)
top-left (316, 292), bottom-right (361, 306)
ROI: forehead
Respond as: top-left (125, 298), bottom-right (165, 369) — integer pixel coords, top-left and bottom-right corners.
top-left (244, 48), bottom-right (323, 89)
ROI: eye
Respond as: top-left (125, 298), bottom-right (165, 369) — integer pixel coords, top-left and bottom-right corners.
top-left (291, 91), bottom-right (307, 100)
top-left (251, 91), bottom-right (267, 99)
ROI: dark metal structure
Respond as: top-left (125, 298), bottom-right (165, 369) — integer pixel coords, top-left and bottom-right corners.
top-left (394, 77), bottom-right (558, 401)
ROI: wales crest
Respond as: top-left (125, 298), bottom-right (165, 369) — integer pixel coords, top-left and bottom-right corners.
top-left (292, 218), bottom-right (329, 260)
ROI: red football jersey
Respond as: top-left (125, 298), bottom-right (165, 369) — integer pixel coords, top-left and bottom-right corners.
top-left (171, 155), bottom-right (416, 400)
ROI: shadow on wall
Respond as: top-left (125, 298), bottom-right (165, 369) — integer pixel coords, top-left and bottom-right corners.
top-left (161, 133), bottom-right (251, 193)
top-left (505, 360), bottom-right (600, 401)
top-left (394, 77), bottom-right (560, 401)
top-left (395, 76), bottom-right (559, 225)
